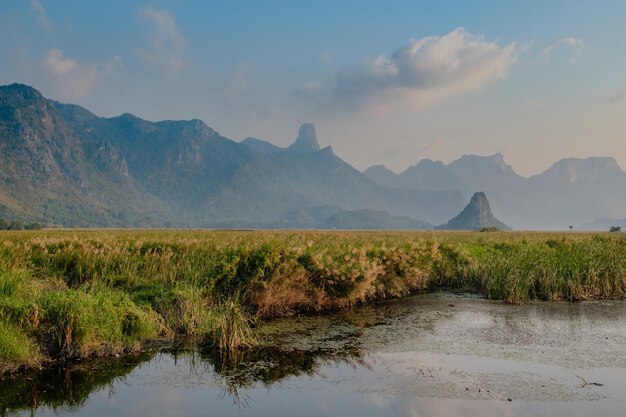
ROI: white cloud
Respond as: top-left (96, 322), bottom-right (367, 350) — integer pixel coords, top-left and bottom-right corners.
top-left (299, 28), bottom-right (517, 112)
top-left (41, 49), bottom-right (121, 101)
top-left (541, 38), bottom-right (584, 64)
top-left (29, 0), bottom-right (51, 30)
top-left (139, 6), bottom-right (187, 74)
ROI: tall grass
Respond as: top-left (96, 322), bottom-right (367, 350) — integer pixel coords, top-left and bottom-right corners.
top-left (40, 289), bottom-right (159, 358)
top-left (204, 291), bottom-right (258, 350)
top-left (0, 319), bottom-right (40, 373)
top-left (0, 229), bottom-right (624, 373)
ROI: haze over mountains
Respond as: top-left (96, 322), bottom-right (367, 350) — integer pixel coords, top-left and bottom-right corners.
top-left (0, 83), bottom-right (462, 229)
top-left (1, 83), bottom-right (624, 230)
top-left (365, 154), bottom-right (626, 230)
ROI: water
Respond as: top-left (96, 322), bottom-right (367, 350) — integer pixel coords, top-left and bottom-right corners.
top-left (2, 294), bottom-right (625, 416)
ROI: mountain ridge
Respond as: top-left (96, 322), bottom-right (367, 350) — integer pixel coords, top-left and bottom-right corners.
top-left (4, 83), bottom-right (626, 230)
top-left (0, 83), bottom-right (464, 228)
top-left (364, 152), bottom-right (626, 229)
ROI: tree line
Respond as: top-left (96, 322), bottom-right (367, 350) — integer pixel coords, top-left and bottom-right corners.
top-left (0, 219), bottom-right (43, 230)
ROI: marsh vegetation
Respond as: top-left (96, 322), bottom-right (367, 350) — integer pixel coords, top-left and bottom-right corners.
top-left (0, 230), bottom-right (625, 373)
top-left (3, 294), bottom-right (625, 417)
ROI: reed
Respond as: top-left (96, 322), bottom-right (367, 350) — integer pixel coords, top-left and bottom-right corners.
top-left (0, 229), bottom-right (624, 373)
top-left (204, 291), bottom-right (258, 350)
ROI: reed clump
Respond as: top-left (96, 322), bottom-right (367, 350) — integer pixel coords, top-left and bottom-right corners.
top-left (0, 229), bottom-right (624, 373)
top-left (204, 292), bottom-right (258, 350)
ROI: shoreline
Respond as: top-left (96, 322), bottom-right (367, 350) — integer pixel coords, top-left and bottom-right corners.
top-left (1, 230), bottom-right (625, 375)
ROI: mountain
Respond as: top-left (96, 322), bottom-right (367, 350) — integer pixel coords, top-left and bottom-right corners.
top-left (241, 123), bottom-right (321, 155)
top-left (287, 123), bottom-right (320, 152)
top-left (268, 205), bottom-right (345, 229)
top-left (363, 153), bottom-right (527, 226)
top-left (447, 153), bottom-right (524, 192)
top-left (6, 83), bottom-right (624, 230)
top-left (365, 153), bottom-right (626, 230)
top-left (579, 217), bottom-right (626, 231)
top-left (436, 192), bottom-right (509, 230)
top-left (0, 84), bottom-right (172, 227)
top-left (362, 165), bottom-right (399, 188)
top-left (268, 205), bottom-right (433, 230)
top-left (263, 144), bottom-right (463, 224)
top-left (320, 209), bottom-right (432, 230)
top-left (0, 83), bottom-right (464, 228)
top-left (532, 157), bottom-right (624, 185)
top-left (364, 159), bottom-right (463, 191)
top-left (240, 137), bottom-right (283, 154)
top-left (524, 157), bottom-right (626, 229)
top-left (365, 153), bottom-right (522, 196)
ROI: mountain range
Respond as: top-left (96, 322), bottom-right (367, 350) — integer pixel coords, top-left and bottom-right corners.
top-left (1, 83), bottom-right (624, 230)
top-left (0, 83), bottom-right (462, 229)
top-left (365, 154), bottom-right (626, 230)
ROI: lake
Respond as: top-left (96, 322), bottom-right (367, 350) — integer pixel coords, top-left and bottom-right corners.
top-left (2, 294), bottom-right (625, 417)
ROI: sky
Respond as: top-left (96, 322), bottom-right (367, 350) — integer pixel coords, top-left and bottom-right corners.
top-left (1, 0), bottom-right (626, 176)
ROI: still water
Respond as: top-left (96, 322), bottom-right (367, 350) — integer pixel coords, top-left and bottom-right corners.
top-left (2, 294), bottom-right (625, 416)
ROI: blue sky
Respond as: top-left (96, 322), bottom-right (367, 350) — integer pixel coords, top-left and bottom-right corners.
top-left (2, 0), bottom-right (626, 175)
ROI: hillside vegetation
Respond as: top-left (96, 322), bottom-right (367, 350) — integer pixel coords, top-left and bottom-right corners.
top-left (0, 83), bottom-right (463, 228)
top-left (0, 230), bottom-right (625, 373)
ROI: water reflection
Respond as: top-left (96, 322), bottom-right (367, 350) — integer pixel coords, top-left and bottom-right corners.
top-left (1, 352), bottom-right (155, 415)
top-left (1, 344), bottom-right (368, 414)
top-left (1, 295), bottom-right (625, 417)
top-left (201, 346), bottom-right (367, 407)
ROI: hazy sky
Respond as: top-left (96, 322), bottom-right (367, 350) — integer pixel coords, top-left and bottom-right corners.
top-left (2, 0), bottom-right (626, 176)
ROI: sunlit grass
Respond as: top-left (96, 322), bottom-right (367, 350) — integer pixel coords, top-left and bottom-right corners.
top-left (0, 229), bottom-right (624, 372)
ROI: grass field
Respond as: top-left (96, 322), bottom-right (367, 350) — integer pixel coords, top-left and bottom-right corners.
top-left (1, 229), bottom-right (625, 373)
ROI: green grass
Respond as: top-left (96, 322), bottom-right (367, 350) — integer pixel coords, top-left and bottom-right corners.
top-left (0, 319), bottom-right (40, 373)
top-left (0, 229), bottom-right (625, 373)
top-left (40, 289), bottom-right (159, 358)
top-left (204, 291), bottom-right (258, 350)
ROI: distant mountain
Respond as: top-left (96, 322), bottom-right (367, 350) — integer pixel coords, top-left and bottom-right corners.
top-left (524, 157), bottom-right (626, 229)
top-left (287, 123), bottom-right (320, 153)
top-left (365, 153), bottom-right (626, 230)
top-left (268, 205), bottom-right (433, 230)
top-left (0, 83), bottom-right (464, 228)
top-left (364, 159), bottom-right (463, 191)
top-left (240, 137), bottom-right (283, 154)
top-left (579, 217), bottom-right (626, 231)
top-left (362, 165), bottom-right (398, 188)
top-left (436, 192), bottom-right (509, 230)
top-left (320, 209), bottom-right (432, 230)
top-left (532, 157), bottom-right (624, 184)
top-left (447, 153), bottom-right (523, 189)
top-left (268, 205), bottom-right (345, 229)
top-left (240, 123), bottom-right (321, 155)
top-left (6, 83), bottom-right (625, 230)
top-left (262, 143), bottom-right (463, 224)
